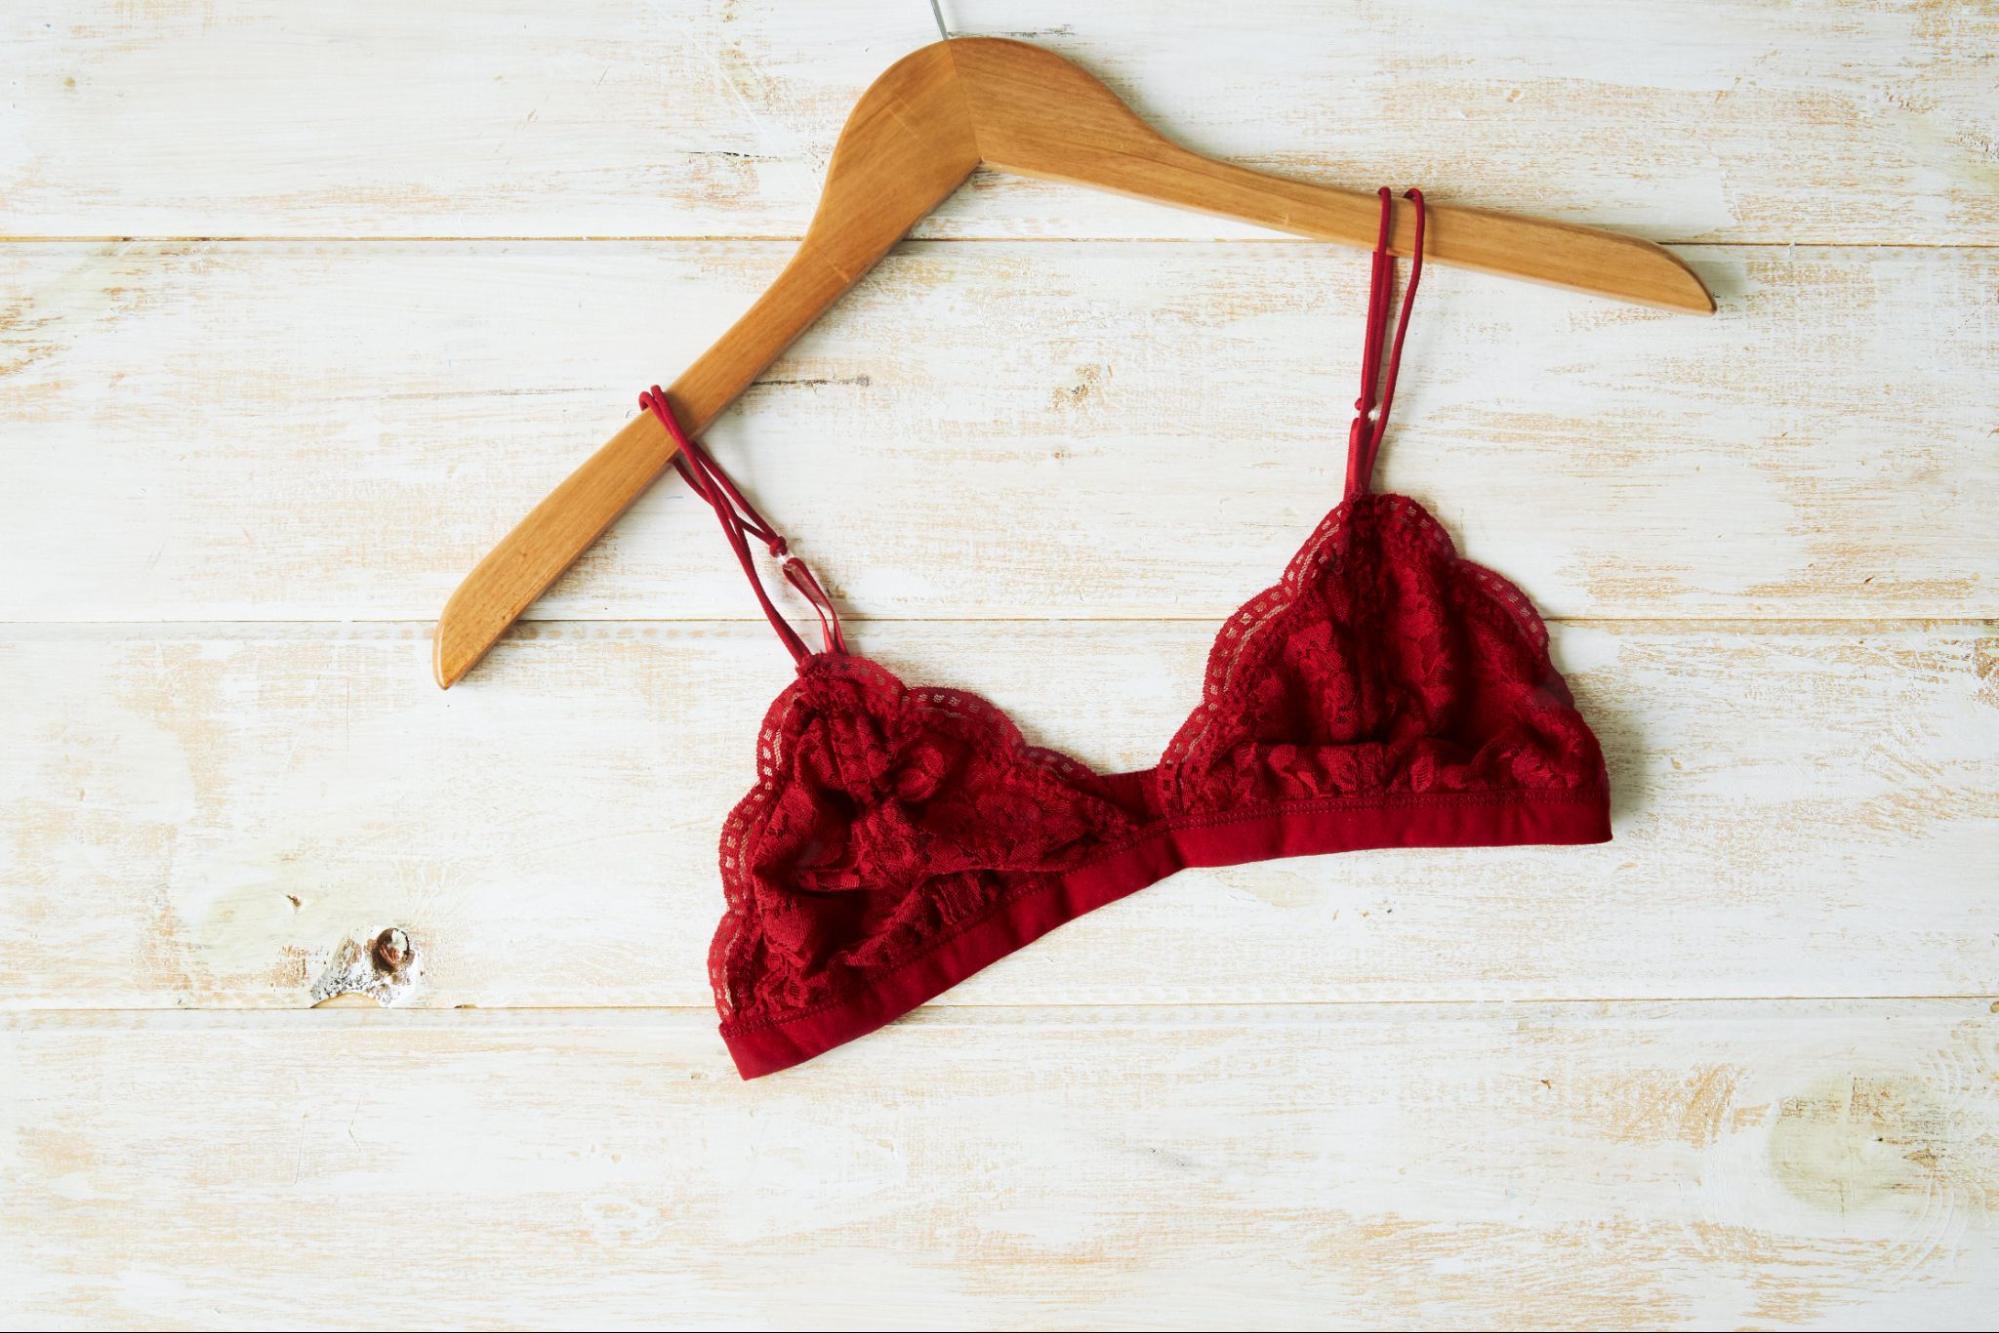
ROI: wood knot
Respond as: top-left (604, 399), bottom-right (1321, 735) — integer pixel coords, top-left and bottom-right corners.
top-left (372, 927), bottom-right (411, 974)
top-left (308, 928), bottom-right (424, 1007)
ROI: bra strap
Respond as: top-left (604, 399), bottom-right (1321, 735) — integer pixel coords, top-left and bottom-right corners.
top-left (1344, 187), bottom-right (1426, 499)
top-left (639, 386), bottom-right (846, 665)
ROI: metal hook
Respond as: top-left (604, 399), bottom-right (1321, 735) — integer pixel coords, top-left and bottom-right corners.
top-left (927, 0), bottom-right (950, 41)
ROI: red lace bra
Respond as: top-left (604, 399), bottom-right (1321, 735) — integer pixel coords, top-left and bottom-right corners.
top-left (643, 189), bottom-right (1610, 1078)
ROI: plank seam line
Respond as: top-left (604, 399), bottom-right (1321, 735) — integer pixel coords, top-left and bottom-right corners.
top-left (0, 617), bottom-right (1993, 639)
top-left (9, 994), bottom-right (1997, 1018)
top-left (0, 234), bottom-right (1995, 249)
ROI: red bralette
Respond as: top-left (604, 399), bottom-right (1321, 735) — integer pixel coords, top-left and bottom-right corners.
top-left (642, 189), bottom-right (1610, 1078)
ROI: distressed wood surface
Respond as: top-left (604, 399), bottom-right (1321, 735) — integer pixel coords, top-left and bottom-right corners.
top-left (4, 1), bottom-right (1998, 1327)
top-left (5, 1), bottom-right (1996, 244)
top-left (2, 618), bottom-right (1994, 1011)
top-left (3, 1002), bottom-right (1996, 1329)
top-left (2, 241), bottom-right (1994, 625)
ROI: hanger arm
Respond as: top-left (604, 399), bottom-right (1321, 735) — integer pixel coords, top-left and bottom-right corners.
top-left (431, 43), bottom-right (976, 688)
top-left (953, 39), bottom-right (1711, 312)
top-left (434, 37), bottom-right (1711, 688)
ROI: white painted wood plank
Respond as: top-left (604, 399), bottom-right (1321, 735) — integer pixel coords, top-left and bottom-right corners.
top-left (3, 1001), bottom-right (1994, 1328)
top-left (3, 242), bottom-right (1994, 624)
top-left (6, 2), bottom-right (1995, 243)
top-left (6, 5), bottom-right (1994, 1326)
top-left (4, 619), bottom-right (1992, 1010)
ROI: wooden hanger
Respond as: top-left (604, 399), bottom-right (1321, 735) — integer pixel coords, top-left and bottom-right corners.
top-left (433, 36), bottom-right (1713, 688)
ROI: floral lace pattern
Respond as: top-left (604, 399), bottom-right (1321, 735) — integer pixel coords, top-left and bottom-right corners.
top-left (710, 492), bottom-right (1607, 1032)
top-left (712, 654), bottom-right (1142, 1025)
top-left (1158, 491), bottom-right (1603, 812)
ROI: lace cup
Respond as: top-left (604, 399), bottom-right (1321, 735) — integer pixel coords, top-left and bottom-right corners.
top-left (1158, 492), bottom-right (1606, 813)
top-left (711, 655), bottom-right (1141, 1025)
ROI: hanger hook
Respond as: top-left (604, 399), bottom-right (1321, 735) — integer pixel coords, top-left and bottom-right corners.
top-left (927, 0), bottom-right (951, 41)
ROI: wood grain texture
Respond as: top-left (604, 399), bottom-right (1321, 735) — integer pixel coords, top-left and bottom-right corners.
top-left (1, 241), bottom-right (1992, 627)
top-left (4, 618), bottom-right (1993, 1011)
top-left (3, 1002), bottom-right (1995, 1329)
top-left (5, 1), bottom-right (1995, 243)
top-left (5, 2), bottom-right (1997, 1325)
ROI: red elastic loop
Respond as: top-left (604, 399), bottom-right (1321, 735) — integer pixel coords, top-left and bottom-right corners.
top-left (1344, 187), bottom-right (1426, 498)
top-left (639, 387), bottom-right (844, 665)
